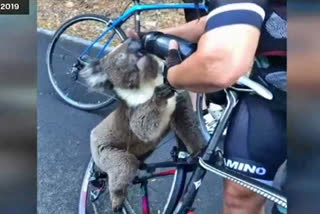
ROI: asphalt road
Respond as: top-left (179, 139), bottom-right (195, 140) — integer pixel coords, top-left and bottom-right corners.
top-left (37, 32), bottom-right (223, 214)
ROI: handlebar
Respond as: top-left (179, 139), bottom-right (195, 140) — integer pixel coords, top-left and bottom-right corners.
top-left (236, 76), bottom-right (273, 100)
top-left (141, 32), bottom-right (273, 100)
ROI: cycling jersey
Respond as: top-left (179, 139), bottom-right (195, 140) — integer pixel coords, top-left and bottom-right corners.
top-left (204, 0), bottom-right (287, 183)
top-left (205, 0), bottom-right (287, 57)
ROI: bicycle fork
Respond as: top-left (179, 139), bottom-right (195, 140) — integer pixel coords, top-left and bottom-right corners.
top-left (174, 166), bottom-right (207, 214)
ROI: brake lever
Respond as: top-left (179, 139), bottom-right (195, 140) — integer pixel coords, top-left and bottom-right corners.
top-left (236, 76), bottom-right (273, 100)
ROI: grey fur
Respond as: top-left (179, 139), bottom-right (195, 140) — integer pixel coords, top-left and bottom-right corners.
top-left (81, 39), bottom-right (205, 211)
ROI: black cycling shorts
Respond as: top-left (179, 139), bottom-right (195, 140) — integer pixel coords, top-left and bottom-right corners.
top-left (223, 94), bottom-right (287, 184)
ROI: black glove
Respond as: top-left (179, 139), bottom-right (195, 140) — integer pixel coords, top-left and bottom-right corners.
top-left (163, 48), bottom-right (182, 90)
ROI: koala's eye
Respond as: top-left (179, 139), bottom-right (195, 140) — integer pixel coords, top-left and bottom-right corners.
top-left (118, 53), bottom-right (126, 60)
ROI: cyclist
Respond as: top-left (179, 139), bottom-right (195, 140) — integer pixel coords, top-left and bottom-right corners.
top-left (130, 0), bottom-right (287, 213)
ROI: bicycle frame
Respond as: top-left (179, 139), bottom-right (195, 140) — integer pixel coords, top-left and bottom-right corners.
top-left (80, 2), bottom-right (208, 58)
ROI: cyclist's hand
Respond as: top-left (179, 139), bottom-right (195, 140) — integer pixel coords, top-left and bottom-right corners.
top-left (163, 40), bottom-right (182, 90)
top-left (126, 28), bottom-right (140, 39)
top-left (166, 40), bottom-right (182, 68)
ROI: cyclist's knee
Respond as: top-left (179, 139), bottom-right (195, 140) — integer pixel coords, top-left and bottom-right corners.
top-left (224, 180), bottom-right (265, 209)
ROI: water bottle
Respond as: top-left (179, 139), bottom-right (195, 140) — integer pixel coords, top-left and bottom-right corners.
top-left (141, 32), bottom-right (197, 60)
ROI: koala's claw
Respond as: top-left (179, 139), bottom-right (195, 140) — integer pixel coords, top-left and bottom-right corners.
top-left (112, 199), bottom-right (124, 213)
top-left (155, 84), bottom-right (175, 99)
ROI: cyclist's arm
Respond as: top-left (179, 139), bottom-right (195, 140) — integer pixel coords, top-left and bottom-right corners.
top-left (167, 24), bottom-right (260, 93)
top-left (161, 15), bottom-right (207, 42)
top-left (167, 2), bottom-right (266, 93)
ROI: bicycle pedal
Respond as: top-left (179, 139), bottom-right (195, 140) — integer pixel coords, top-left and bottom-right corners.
top-left (170, 146), bottom-right (179, 161)
top-left (90, 187), bottom-right (105, 202)
top-left (89, 173), bottom-right (107, 188)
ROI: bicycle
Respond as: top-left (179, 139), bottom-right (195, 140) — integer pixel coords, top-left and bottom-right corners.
top-left (46, 1), bottom-right (287, 213)
top-left (79, 83), bottom-right (287, 214)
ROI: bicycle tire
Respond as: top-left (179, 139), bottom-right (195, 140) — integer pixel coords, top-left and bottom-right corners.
top-left (47, 14), bottom-right (127, 110)
top-left (79, 148), bottom-right (187, 214)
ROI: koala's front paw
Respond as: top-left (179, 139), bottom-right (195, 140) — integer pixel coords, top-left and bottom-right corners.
top-left (154, 84), bottom-right (175, 99)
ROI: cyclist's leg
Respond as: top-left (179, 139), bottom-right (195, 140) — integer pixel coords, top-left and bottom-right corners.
top-left (222, 94), bottom-right (287, 214)
top-left (224, 180), bottom-right (266, 214)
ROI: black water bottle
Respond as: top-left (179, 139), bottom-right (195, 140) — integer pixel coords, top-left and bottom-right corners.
top-left (141, 32), bottom-right (197, 60)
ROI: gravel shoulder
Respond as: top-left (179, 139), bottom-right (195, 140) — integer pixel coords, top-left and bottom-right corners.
top-left (38, 0), bottom-right (186, 32)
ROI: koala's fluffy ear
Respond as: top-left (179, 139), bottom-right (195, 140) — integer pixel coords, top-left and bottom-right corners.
top-left (126, 29), bottom-right (140, 40)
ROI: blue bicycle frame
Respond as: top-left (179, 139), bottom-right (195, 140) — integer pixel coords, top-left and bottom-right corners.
top-left (81, 3), bottom-right (208, 58)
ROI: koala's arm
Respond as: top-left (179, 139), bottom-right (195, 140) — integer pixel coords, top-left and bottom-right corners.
top-left (129, 84), bottom-right (175, 142)
top-left (170, 91), bottom-right (206, 157)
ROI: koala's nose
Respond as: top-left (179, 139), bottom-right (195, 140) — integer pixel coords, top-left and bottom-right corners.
top-left (128, 39), bottom-right (142, 53)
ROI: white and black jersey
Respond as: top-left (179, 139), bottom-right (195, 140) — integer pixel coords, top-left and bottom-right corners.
top-left (205, 0), bottom-right (287, 57)
top-left (204, 1), bottom-right (287, 184)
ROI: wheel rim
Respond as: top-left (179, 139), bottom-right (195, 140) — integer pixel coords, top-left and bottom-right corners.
top-left (47, 16), bottom-right (126, 110)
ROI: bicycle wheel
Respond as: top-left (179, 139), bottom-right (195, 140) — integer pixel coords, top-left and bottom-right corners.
top-left (47, 14), bottom-right (127, 110)
top-left (79, 138), bottom-right (187, 214)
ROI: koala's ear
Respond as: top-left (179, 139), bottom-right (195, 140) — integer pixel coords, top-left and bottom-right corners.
top-left (126, 28), bottom-right (140, 40)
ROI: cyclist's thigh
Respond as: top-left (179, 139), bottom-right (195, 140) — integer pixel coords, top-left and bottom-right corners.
top-left (223, 94), bottom-right (287, 185)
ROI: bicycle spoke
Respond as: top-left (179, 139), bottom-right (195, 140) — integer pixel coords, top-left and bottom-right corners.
top-left (148, 184), bottom-right (161, 193)
top-left (51, 66), bottom-right (73, 77)
top-left (72, 81), bottom-right (117, 105)
top-left (92, 202), bottom-right (99, 214)
top-left (63, 83), bottom-right (78, 98)
top-left (51, 52), bottom-right (75, 62)
top-left (155, 135), bottom-right (176, 150)
top-left (76, 81), bottom-right (104, 96)
top-left (76, 80), bottom-right (116, 99)
top-left (55, 44), bottom-right (79, 58)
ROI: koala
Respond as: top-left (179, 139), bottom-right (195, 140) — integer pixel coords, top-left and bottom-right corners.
top-left (80, 38), bottom-right (205, 211)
